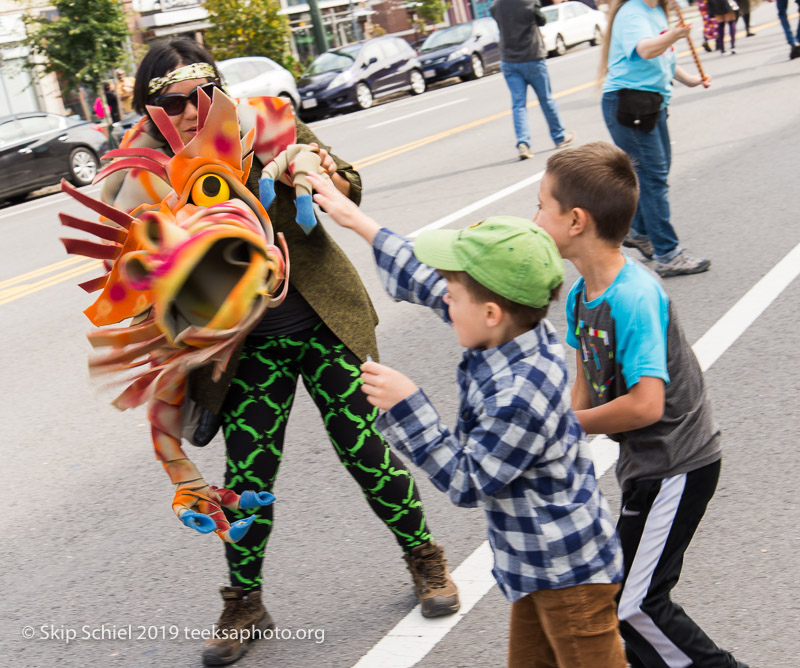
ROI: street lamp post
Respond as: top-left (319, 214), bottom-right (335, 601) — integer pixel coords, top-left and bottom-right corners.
top-left (307, 0), bottom-right (329, 55)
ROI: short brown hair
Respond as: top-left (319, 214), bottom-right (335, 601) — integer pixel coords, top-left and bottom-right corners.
top-left (545, 142), bottom-right (638, 245)
top-left (438, 269), bottom-right (561, 331)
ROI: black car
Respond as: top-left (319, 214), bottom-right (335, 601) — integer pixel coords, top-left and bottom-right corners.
top-left (297, 36), bottom-right (426, 120)
top-left (417, 18), bottom-right (502, 84)
top-left (0, 112), bottom-right (107, 203)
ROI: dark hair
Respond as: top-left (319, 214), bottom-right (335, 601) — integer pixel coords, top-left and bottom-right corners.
top-left (133, 39), bottom-right (222, 115)
top-left (545, 142), bottom-right (639, 245)
top-left (438, 270), bottom-right (561, 331)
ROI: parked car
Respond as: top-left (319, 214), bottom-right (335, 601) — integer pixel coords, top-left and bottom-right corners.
top-left (417, 17), bottom-right (501, 84)
top-left (296, 36), bottom-right (426, 120)
top-left (217, 56), bottom-right (301, 109)
top-left (540, 1), bottom-right (608, 57)
top-left (0, 112), bottom-right (107, 203)
top-left (111, 110), bottom-right (143, 147)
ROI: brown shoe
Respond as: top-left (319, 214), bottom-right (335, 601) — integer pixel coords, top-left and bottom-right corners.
top-left (517, 144), bottom-right (534, 160)
top-left (403, 542), bottom-right (460, 618)
top-left (202, 586), bottom-right (275, 666)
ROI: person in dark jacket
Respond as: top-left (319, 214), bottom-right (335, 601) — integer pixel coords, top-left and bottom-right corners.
top-left (490, 0), bottom-right (575, 159)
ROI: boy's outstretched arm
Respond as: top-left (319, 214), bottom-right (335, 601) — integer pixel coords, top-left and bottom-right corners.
top-left (309, 171), bottom-right (450, 320)
top-left (364, 361), bottom-right (548, 508)
top-left (574, 376), bottom-right (665, 436)
top-left (307, 172), bottom-right (380, 244)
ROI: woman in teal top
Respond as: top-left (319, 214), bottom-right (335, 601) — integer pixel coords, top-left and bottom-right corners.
top-left (600, 0), bottom-right (712, 278)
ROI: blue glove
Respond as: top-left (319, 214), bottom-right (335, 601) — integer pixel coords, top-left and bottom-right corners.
top-left (259, 177), bottom-right (276, 210)
top-left (228, 515), bottom-right (256, 542)
top-left (295, 193), bottom-right (317, 235)
top-left (180, 510), bottom-right (216, 534)
top-left (239, 490), bottom-right (276, 510)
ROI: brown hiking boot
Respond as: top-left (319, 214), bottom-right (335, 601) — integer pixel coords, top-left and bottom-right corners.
top-left (202, 586), bottom-right (274, 666)
top-left (403, 541), bottom-right (460, 618)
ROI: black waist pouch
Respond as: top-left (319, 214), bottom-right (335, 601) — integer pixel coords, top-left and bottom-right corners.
top-left (616, 89), bottom-right (663, 131)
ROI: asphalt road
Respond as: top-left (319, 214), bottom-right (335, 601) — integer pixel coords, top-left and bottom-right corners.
top-left (1, 5), bottom-right (798, 667)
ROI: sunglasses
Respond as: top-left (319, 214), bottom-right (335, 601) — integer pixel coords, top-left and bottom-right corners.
top-left (152, 82), bottom-right (221, 116)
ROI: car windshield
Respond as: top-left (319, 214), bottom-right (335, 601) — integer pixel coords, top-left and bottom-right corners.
top-left (541, 7), bottom-right (558, 23)
top-left (218, 63), bottom-right (250, 86)
top-left (303, 45), bottom-right (360, 76)
top-left (419, 24), bottom-right (473, 51)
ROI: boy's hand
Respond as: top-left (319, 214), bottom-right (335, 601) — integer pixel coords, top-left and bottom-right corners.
top-left (360, 360), bottom-right (419, 411)
top-left (307, 172), bottom-right (381, 243)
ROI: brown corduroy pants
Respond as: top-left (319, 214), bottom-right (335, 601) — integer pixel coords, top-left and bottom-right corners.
top-left (507, 583), bottom-right (626, 668)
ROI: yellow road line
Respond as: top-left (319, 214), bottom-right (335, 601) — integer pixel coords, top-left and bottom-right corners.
top-left (0, 255), bottom-right (88, 290)
top-left (0, 259), bottom-right (101, 307)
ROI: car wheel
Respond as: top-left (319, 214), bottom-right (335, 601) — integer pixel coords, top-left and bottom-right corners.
top-left (590, 25), bottom-right (603, 46)
top-left (278, 93), bottom-right (297, 111)
top-left (409, 69), bottom-right (426, 95)
top-left (554, 35), bottom-right (567, 56)
top-left (69, 147), bottom-right (99, 187)
top-left (466, 53), bottom-right (485, 80)
top-left (356, 82), bottom-right (373, 110)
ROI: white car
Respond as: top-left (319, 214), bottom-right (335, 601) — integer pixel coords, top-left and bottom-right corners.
top-left (217, 56), bottom-right (300, 109)
top-left (540, 1), bottom-right (608, 57)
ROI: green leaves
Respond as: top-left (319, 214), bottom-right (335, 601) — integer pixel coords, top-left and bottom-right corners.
top-left (204, 0), bottom-right (296, 74)
top-left (22, 0), bottom-right (129, 94)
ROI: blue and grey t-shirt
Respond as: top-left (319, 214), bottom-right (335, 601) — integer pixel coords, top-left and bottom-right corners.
top-left (566, 256), bottom-right (721, 492)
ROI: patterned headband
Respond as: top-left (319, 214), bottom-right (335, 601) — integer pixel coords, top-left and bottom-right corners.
top-left (148, 63), bottom-right (218, 95)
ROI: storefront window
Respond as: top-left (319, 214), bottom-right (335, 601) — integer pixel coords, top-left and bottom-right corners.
top-left (0, 57), bottom-right (39, 115)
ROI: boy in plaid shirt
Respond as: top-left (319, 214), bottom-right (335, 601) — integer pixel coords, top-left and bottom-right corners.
top-left (308, 173), bottom-right (625, 667)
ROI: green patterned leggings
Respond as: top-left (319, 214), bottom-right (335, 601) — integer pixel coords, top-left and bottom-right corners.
top-left (220, 322), bottom-right (432, 591)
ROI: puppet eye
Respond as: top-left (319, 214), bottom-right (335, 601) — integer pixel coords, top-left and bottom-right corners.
top-left (190, 174), bottom-right (231, 207)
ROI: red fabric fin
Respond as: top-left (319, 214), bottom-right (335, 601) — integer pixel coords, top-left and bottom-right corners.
top-left (95, 158), bottom-right (168, 184)
top-left (102, 147), bottom-right (170, 165)
top-left (61, 237), bottom-right (120, 260)
top-left (242, 127), bottom-right (255, 156)
top-left (113, 369), bottom-right (161, 410)
top-left (146, 105), bottom-right (184, 154)
top-left (78, 274), bottom-right (109, 293)
top-left (87, 320), bottom-right (161, 347)
top-left (197, 86), bottom-right (212, 132)
top-left (60, 213), bottom-right (127, 244)
top-left (60, 180), bottom-right (134, 229)
top-left (241, 152), bottom-right (254, 183)
top-left (89, 336), bottom-right (167, 368)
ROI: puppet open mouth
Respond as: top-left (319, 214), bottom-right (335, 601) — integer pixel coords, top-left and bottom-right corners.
top-left (122, 207), bottom-right (285, 346)
top-left (164, 235), bottom-right (265, 339)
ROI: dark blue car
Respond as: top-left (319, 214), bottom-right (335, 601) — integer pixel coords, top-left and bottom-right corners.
top-left (297, 36), bottom-right (426, 120)
top-left (417, 18), bottom-right (502, 84)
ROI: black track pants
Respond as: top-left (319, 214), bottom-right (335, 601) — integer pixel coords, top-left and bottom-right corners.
top-left (616, 459), bottom-right (740, 668)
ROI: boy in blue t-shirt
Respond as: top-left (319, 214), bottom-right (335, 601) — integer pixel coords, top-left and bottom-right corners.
top-left (307, 172), bottom-right (625, 667)
top-left (535, 142), bottom-right (748, 668)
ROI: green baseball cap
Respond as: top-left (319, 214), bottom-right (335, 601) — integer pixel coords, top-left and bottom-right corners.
top-left (413, 216), bottom-right (564, 308)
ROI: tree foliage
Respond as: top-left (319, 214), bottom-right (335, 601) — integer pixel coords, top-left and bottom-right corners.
top-left (415, 0), bottom-right (451, 25)
top-left (22, 0), bottom-right (130, 95)
top-left (204, 0), bottom-right (296, 74)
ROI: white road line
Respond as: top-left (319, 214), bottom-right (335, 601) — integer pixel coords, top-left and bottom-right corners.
top-left (407, 170), bottom-right (545, 238)
top-left (367, 99), bottom-right (469, 129)
top-left (353, 230), bottom-right (800, 666)
top-left (0, 184), bottom-right (102, 221)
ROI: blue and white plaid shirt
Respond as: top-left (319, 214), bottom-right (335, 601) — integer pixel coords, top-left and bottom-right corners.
top-left (372, 229), bottom-right (623, 601)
